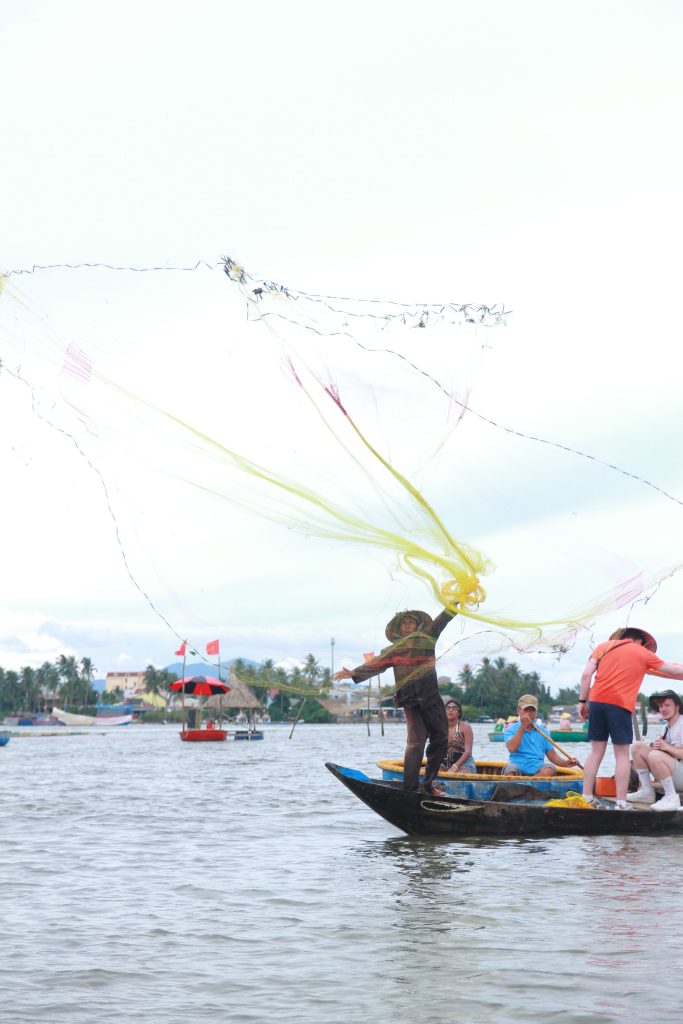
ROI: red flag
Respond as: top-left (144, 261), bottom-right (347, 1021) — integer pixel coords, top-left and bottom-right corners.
top-left (206, 639), bottom-right (220, 655)
top-left (175, 641), bottom-right (187, 656)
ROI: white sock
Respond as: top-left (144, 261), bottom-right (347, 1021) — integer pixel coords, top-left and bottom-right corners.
top-left (616, 800), bottom-right (629, 808)
top-left (661, 776), bottom-right (677, 798)
top-left (637, 769), bottom-right (653, 787)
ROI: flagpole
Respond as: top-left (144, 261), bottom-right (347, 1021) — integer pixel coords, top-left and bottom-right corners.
top-left (174, 642), bottom-right (188, 733)
top-left (216, 648), bottom-right (221, 733)
top-left (205, 639), bottom-right (220, 732)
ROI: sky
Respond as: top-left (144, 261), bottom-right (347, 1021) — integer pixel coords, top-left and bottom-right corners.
top-left (2, 0), bottom-right (683, 696)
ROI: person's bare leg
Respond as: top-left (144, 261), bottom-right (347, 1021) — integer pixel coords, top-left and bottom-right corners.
top-left (582, 740), bottom-right (607, 799)
top-left (614, 744), bottom-right (631, 802)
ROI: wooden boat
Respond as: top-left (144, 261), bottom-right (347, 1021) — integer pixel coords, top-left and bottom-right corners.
top-left (3, 713), bottom-right (61, 726)
top-left (488, 728), bottom-right (588, 743)
top-left (52, 707), bottom-right (133, 727)
top-left (326, 763), bottom-right (683, 838)
top-left (377, 758), bottom-right (583, 800)
top-left (179, 728), bottom-right (227, 742)
top-left (233, 729), bottom-right (264, 741)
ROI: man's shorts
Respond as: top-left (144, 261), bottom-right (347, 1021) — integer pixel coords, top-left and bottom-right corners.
top-left (587, 701), bottom-right (632, 744)
top-left (501, 762), bottom-right (557, 776)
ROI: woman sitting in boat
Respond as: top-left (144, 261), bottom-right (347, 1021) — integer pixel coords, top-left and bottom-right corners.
top-left (441, 697), bottom-right (477, 774)
top-left (503, 694), bottom-right (580, 777)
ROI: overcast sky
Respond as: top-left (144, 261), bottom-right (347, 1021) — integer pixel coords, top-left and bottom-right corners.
top-left (2, 0), bottom-right (682, 695)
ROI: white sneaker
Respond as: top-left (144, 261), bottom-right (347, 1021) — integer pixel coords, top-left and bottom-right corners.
top-left (626, 787), bottom-right (656, 803)
top-left (651, 793), bottom-right (681, 812)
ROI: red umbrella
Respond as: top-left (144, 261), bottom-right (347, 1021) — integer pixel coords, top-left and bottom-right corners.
top-left (170, 676), bottom-right (231, 696)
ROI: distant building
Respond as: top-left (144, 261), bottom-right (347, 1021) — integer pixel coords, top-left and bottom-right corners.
top-left (104, 671), bottom-right (146, 697)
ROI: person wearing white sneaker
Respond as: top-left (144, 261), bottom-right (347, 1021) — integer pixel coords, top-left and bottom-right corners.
top-left (577, 628), bottom-right (683, 809)
top-left (628, 690), bottom-right (683, 811)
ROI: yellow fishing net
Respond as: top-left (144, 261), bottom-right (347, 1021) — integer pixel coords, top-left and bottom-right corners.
top-left (1, 260), bottom-right (681, 657)
top-left (544, 793), bottom-right (596, 809)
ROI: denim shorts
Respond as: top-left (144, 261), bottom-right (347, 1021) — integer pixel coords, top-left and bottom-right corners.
top-left (587, 701), bottom-right (633, 745)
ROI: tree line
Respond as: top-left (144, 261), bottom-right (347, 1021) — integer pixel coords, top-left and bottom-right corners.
top-left (0, 650), bottom-right (580, 722)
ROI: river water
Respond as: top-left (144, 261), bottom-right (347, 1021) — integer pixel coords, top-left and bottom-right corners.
top-left (1, 721), bottom-right (679, 1024)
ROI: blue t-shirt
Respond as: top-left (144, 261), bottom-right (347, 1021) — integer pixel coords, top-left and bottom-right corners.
top-left (503, 721), bottom-right (553, 774)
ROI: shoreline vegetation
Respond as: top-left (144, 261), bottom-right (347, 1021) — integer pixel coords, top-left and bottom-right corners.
top-left (0, 652), bottom-right (606, 726)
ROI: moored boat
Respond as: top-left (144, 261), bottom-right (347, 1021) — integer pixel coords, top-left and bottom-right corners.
top-left (52, 707), bottom-right (134, 727)
top-left (180, 728), bottom-right (227, 742)
top-left (0, 730), bottom-right (10, 747)
top-left (377, 758), bottom-right (583, 800)
top-left (488, 728), bottom-right (588, 743)
top-left (327, 763), bottom-right (683, 838)
top-left (3, 713), bottom-right (61, 727)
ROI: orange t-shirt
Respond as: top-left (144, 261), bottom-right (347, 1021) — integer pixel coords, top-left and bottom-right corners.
top-left (590, 640), bottom-right (663, 710)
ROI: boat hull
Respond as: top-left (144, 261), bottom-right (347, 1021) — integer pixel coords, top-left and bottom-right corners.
top-left (234, 729), bottom-right (264, 740)
top-left (0, 731), bottom-right (10, 747)
top-left (326, 763), bottom-right (683, 838)
top-left (52, 708), bottom-right (133, 727)
top-left (488, 730), bottom-right (588, 743)
top-left (180, 728), bottom-right (227, 742)
top-left (377, 758), bottom-right (583, 800)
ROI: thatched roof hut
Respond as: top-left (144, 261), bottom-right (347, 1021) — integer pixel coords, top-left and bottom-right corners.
top-left (204, 672), bottom-right (262, 711)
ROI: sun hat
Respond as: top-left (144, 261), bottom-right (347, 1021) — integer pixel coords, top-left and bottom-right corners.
top-left (648, 689), bottom-right (683, 713)
top-left (560, 713), bottom-right (572, 719)
top-left (442, 695), bottom-right (461, 709)
top-left (517, 693), bottom-right (539, 709)
top-left (609, 627), bottom-right (657, 652)
top-left (506, 715), bottom-right (518, 723)
top-left (385, 609), bottom-right (432, 642)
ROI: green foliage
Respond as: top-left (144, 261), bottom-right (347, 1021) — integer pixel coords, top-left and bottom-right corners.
top-left (555, 685), bottom-right (580, 705)
top-left (458, 657), bottom-right (554, 718)
top-left (301, 699), bottom-right (332, 723)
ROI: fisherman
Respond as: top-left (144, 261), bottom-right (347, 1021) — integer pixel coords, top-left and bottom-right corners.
top-left (502, 694), bottom-right (579, 776)
top-left (577, 627), bottom-right (683, 810)
top-left (333, 604), bottom-right (457, 795)
top-left (627, 689), bottom-right (683, 810)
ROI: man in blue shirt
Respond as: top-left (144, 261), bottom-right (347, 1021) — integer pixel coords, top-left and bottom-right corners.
top-left (503, 694), bottom-right (579, 776)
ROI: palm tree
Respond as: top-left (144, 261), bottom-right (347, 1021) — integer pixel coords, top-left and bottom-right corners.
top-left (36, 661), bottom-right (60, 709)
top-left (80, 657), bottom-right (96, 708)
top-left (20, 666), bottom-right (39, 713)
top-left (319, 667), bottom-right (333, 695)
top-left (1, 670), bottom-right (20, 715)
top-left (58, 655), bottom-right (80, 709)
top-left (143, 667), bottom-right (176, 708)
top-left (302, 654), bottom-right (321, 690)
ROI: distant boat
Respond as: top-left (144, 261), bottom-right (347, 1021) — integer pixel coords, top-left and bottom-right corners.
top-left (180, 727), bottom-right (227, 742)
top-left (52, 707), bottom-right (133, 727)
top-left (0, 730), bottom-right (10, 747)
top-left (2, 713), bottom-right (61, 726)
top-left (488, 727), bottom-right (588, 743)
top-left (96, 703), bottom-right (135, 718)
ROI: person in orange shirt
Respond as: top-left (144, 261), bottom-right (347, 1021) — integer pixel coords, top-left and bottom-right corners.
top-left (577, 627), bottom-right (683, 809)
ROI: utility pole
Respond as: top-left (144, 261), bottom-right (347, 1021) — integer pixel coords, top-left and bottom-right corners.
top-left (330, 637), bottom-right (335, 678)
